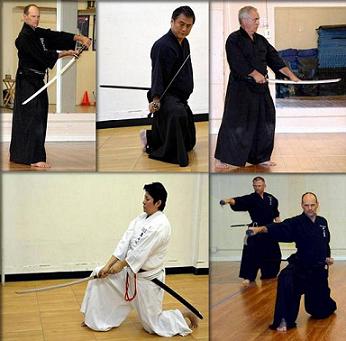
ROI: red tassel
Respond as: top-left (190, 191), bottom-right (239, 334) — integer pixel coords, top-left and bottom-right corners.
top-left (124, 272), bottom-right (137, 301)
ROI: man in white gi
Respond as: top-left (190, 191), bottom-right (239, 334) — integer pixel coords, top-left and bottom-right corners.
top-left (81, 182), bottom-right (198, 336)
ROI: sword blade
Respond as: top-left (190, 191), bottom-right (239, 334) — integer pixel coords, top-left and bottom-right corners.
top-left (151, 277), bottom-right (203, 320)
top-left (267, 78), bottom-right (341, 85)
top-left (22, 57), bottom-right (77, 105)
top-left (22, 45), bottom-right (87, 105)
top-left (15, 275), bottom-right (96, 294)
top-left (160, 54), bottom-right (191, 99)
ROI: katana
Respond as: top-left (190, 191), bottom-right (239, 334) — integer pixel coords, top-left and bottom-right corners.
top-left (22, 45), bottom-right (87, 105)
top-left (15, 272), bottom-right (203, 319)
top-left (100, 55), bottom-right (191, 116)
top-left (160, 53), bottom-right (191, 100)
top-left (16, 274), bottom-right (97, 294)
top-left (267, 78), bottom-right (341, 85)
top-left (149, 53), bottom-right (191, 116)
top-left (99, 54), bottom-right (191, 95)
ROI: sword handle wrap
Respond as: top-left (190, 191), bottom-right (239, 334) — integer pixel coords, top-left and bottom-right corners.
top-left (246, 229), bottom-right (254, 237)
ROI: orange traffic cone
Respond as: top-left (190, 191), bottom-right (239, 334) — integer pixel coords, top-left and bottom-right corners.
top-left (81, 91), bottom-right (90, 106)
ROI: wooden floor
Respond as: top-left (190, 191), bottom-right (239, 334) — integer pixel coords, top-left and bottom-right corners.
top-left (1, 142), bottom-right (96, 172)
top-left (97, 122), bottom-right (208, 172)
top-left (211, 261), bottom-right (346, 341)
top-left (210, 133), bottom-right (346, 173)
top-left (1, 274), bottom-right (208, 341)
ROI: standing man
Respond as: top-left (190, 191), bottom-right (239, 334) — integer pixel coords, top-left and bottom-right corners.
top-left (249, 193), bottom-right (337, 331)
top-left (140, 6), bottom-right (196, 167)
top-left (220, 176), bottom-right (281, 285)
top-left (81, 182), bottom-right (198, 336)
top-left (215, 6), bottom-right (299, 169)
top-left (10, 4), bottom-right (91, 168)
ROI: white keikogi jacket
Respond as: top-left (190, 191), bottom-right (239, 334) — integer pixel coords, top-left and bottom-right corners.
top-left (113, 211), bottom-right (171, 279)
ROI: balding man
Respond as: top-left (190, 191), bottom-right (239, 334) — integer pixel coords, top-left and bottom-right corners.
top-left (10, 4), bottom-right (91, 168)
top-left (249, 192), bottom-right (337, 332)
top-left (215, 6), bottom-right (299, 169)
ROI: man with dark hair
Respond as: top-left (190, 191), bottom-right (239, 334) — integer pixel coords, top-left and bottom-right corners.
top-left (81, 182), bottom-right (198, 336)
top-left (220, 176), bottom-right (281, 285)
top-left (140, 6), bottom-right (196, 167)
top-left (215, 6), bottom-right (299, 169)
top-left (249, 192), bottom-right (336, 331)
top-left (10, 4), bottom-right (91, 168)
top-left (172, 6), bottom-right (196, 23)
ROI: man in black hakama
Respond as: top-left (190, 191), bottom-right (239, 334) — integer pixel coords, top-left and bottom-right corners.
top-left (141, 6), bottom-right (196, 167)
top-left (214, 6), bottom-right (299, 168)
top-left (250, 192), bottom-right (337, 332)
top-left (10, 4), bottom-right (91, 168)
top-left (221, 177), bottom-right (281, 285)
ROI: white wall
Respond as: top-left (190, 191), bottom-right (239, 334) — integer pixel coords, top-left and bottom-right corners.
top-left (97, 1), bottom-right (209, 121)
top-left (210, 174), bottom-right (346, 261)
top-left (210, 1), bottom-right (346, 134)
top-left (2, 173), bottom-right (208, 275)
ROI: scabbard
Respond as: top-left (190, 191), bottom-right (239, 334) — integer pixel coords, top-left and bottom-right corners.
top-left (151, 277), bottom-right (203, 320)
top-left (100, 85), bottom-right (150, 90)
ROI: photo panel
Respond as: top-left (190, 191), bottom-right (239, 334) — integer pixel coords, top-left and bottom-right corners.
top-left (210, 173), bottom-right (346, 339)
top-left (1, 173), bottom-right (209, 339)
top-left (1, 1), bottom-right (96, 171)
top-left (97, 1), bottom-right (209, 172)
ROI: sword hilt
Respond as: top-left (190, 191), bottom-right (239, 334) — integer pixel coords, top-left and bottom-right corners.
top-left (246, 229), bottom-right (254, 237)
top-left (76, 44), bottom-right (88, 56)
top-left (230, 222), bottom-right (257, 228)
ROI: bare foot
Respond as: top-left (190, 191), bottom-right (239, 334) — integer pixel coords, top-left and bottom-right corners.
top-left (31, 161), bottom-right (51, 168)
top-left (215, 159), bottom-right (238, 170)
top-left (259, 161), bottom-right (276, 167)
top-left (215, 159), bottom-right (230, 168)
top-left (242, 279), bottom-right (251, 287)
top-left (139, 129), bottom-right (147, 152)
top-left (182, 309), bottom-right (199, 329)
top-left (277, 318), bottom-right (287, 332)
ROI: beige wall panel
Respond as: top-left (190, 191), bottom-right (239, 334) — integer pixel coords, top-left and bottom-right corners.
top-left (275, 7), bottom-right (346, 50)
